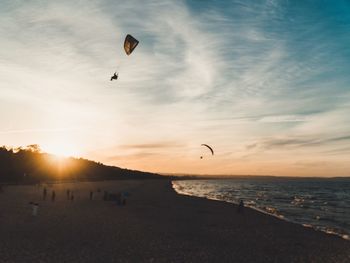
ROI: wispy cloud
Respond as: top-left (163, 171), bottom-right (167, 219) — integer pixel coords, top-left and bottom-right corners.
top-left (255, 135), bottom-right (350, 150)
top-left (1, 0), bottom-right (350, 175)
top-left (119, 142), bottom-right (185, 150)
top-left (0, 127), bottom-right (77, 134)
top-left (259, 115), bottom-right (310, 123)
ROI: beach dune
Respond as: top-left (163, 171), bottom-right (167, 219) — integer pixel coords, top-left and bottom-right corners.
top-left (0, 180), bottom-right (349, 263)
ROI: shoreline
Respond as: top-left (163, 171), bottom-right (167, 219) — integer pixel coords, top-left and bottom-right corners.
top-left (172, 180), bottom-right (350, 242)
top-left (172, 178), bottom-right (350, 241)
top-left (0, 179), bottom-right (349, 262)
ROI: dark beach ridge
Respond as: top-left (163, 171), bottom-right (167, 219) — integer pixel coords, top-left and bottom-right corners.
top-left (0, 179), bottom-right (349, 263)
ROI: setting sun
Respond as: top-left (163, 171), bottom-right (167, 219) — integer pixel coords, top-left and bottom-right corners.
top-left (43, 142), bottom-right (80, 158)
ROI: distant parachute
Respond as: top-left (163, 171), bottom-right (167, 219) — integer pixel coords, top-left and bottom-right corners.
top-left (201, 144), bottom-right (214, 155)
top-left (200, 144), bottom-right (214, 159)
top-left (124, 34), bottom-right (139, 55)
top-left (110, 34), bottom-right (139, 81)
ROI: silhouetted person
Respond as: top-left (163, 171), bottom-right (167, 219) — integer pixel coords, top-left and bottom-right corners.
top-left (43, 187), bottom-right (47, 200)
top-left (110, 72), bottom-right (118, 81)
top-left (66, 189), bottom-right (70, 200)
top-left (90, 191), bottom-right (93, 200)
top-left (237, 199), bottom-right (244, 213)
top-left (31, 202), bottom-right (39, 216)
top-left (70, 192), bottom-right (74, 201)
top-left (52, 190), bottom-right (56, 202)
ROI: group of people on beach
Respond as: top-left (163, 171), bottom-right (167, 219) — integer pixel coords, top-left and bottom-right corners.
top-left (102, 190), bottom-right (127, 205)
top-left (42, 187), bottom-right (58, 201)
top-left (42, 187), bottom-right (74, 202)
top-left (41, 187), bottom-right (127, 205)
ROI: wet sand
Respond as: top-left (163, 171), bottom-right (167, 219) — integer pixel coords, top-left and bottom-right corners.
top-left (0, 179), bottom-right (349, 263)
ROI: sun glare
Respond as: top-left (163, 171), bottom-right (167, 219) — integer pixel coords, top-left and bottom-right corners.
top-left (43, 143), bottom-right (80, 158)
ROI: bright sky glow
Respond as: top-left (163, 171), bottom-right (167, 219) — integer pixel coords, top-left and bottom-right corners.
top-left (1, 0), bottom-right (349, 176)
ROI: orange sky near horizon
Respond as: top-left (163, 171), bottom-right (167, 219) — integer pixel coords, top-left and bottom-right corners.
top-left (1, 1), bottom-right (350, 177)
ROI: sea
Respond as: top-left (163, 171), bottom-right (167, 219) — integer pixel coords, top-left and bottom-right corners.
top-left (172, 177), bottom-right (350, 240)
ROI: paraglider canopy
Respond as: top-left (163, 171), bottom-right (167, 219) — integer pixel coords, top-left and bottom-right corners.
top-left (200, 144), bottom-right (214, 159)
top-left (201, 144), bottom-right (214, 155)
top-left (124, 34), bottom-right (139, 55)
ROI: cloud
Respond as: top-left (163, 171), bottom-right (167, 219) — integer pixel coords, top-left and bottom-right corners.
top-left (323, 146), bottom-right (350, 155)
top-left (293, 160), bottom-right (331, 168)
top-left (259, 115), bottom-right (310, 123)
top-left (105, 152), bottom-right (159, 162)
top-left (0, 127), bottom-right (77, 134)
top-left (248, 134), bottom-right (350, 150)
top-left (1, 0), bottom-right (350, 175)
top-left (119, 142), bottom-right (185, 150)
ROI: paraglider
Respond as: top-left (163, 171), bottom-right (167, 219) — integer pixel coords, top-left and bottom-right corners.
top-left (200, 144), bottom-right (214, 159)
top-left (110, 72), bottom-right (118, 81)
top-left (124, 34), bottom-right (139, 55)
top-left (201, 144), bottom-right (214, 155)
top-left (110, 34), bottom-right (139, 81)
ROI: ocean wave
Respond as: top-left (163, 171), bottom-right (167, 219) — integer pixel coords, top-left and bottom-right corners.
top-left (172, 178), bottom-right (350, 241)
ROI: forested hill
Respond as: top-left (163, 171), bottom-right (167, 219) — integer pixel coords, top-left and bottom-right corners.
top-left (0, 145), bottom-right (163, 183)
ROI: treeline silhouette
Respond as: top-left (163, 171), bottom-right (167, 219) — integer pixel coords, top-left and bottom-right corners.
top-left (0, 145), bottom-right (162, 184)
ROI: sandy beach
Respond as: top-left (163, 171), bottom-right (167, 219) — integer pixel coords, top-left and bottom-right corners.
top-left (0, 179), bottom-right (349, 263)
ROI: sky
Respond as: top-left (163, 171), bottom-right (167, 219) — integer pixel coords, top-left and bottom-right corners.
top-left (0, 0), bottom-right (349, 177)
